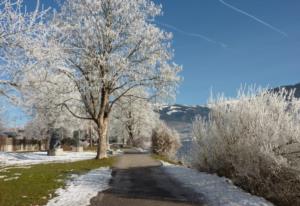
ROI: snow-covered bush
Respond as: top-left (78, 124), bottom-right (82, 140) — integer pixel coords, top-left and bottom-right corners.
top-left (152, 122), bottom-right (181, 159)
top-left (192, 87), bottom-right (300, 206)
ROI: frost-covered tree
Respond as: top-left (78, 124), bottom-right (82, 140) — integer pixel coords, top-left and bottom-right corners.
top-left (46, 0), bottom-right (181, 159)
top-left (110, 88), bottom-right (159, 147)
top-left (22, 68), bottom-right (86, 141)
top-left (24, 113), bottom-right (50, 140)
top-left (0, 0), bottom-right (49, 100)
top-left (0, 109), bottom-right (5, 132)
top-left (0, 113), bottom-right (5, 132)
top-left (0, 119), bottom-right (3, 131)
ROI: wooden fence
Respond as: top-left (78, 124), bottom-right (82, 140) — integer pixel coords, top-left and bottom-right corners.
top-left (0, 136), bottom-right (47, 152)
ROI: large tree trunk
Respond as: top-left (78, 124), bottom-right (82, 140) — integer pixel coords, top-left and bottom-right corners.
top-left (95, 90), bottom-right (110, 159)
top-left (95, 115), bottom-right (109, 159)
top-left (127, 124), bottom-right (134, 146)
top-left (126, 109), bottom-right (134, 146)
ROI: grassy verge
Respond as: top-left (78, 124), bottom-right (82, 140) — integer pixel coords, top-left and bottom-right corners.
top-left (0, 157), bottom-right (115, 206)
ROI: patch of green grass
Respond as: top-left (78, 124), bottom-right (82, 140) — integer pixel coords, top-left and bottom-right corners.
top-left (0, 157), bottom-right (115, 206)
top-left (151, 154), bottom-right (180, 165)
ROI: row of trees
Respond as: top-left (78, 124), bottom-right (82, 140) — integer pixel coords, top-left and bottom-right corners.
top-left (110, 88), bottom-right (159, 146)
top-left (0, 0), bottom-right (181, 158)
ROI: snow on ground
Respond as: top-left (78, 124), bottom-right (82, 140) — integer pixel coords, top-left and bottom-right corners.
top-left (161, 162), bottom-right (273, 206)
top-left (0, 151), bottom-right (96, 167)
top-left (47, 167), bottom-right (111, 206)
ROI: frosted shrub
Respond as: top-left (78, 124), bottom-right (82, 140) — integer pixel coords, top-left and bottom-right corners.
top-left (192, 88), bottom-right (300, 206)
top-left (152, 122), bottom-right (181, 159)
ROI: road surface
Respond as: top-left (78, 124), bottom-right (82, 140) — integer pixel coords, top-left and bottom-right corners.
top-left (90, 152), bottom-right (204, 206)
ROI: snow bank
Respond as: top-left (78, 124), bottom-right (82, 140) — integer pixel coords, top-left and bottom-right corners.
top-left (47, 167), bottom-right (111, 206)
top-left (162, 162), bottom-right (273, 206)
top-left (0, 151), bottom-right (96, 167)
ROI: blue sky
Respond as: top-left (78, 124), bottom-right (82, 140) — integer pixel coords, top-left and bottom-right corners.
top-left (153, 0), bottom-right (300, 105)
top-left (3, 0), bottom-right (300, 126)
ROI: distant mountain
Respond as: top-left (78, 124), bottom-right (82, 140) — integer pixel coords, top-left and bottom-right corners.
top-left (158, 104), bottom-right (210, 140)
top-left (159, 104), bottom-right (210, 123)
top-left (271, 83), bottom-right (300, 98)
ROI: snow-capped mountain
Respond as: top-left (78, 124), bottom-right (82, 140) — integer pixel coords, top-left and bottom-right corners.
top-left (158, 104), bottom-right (210, 140)
top-left (159, 104), bottom-right (210, 123)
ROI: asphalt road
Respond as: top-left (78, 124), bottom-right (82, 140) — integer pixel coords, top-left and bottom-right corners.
top-left (90, 153), bottom-right (204, 206)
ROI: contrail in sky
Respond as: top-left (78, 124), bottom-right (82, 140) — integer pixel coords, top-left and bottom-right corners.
top-left (219, 0), bottom-right (288, 37)
top-left (157, 22), bottom-right (228, 48)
